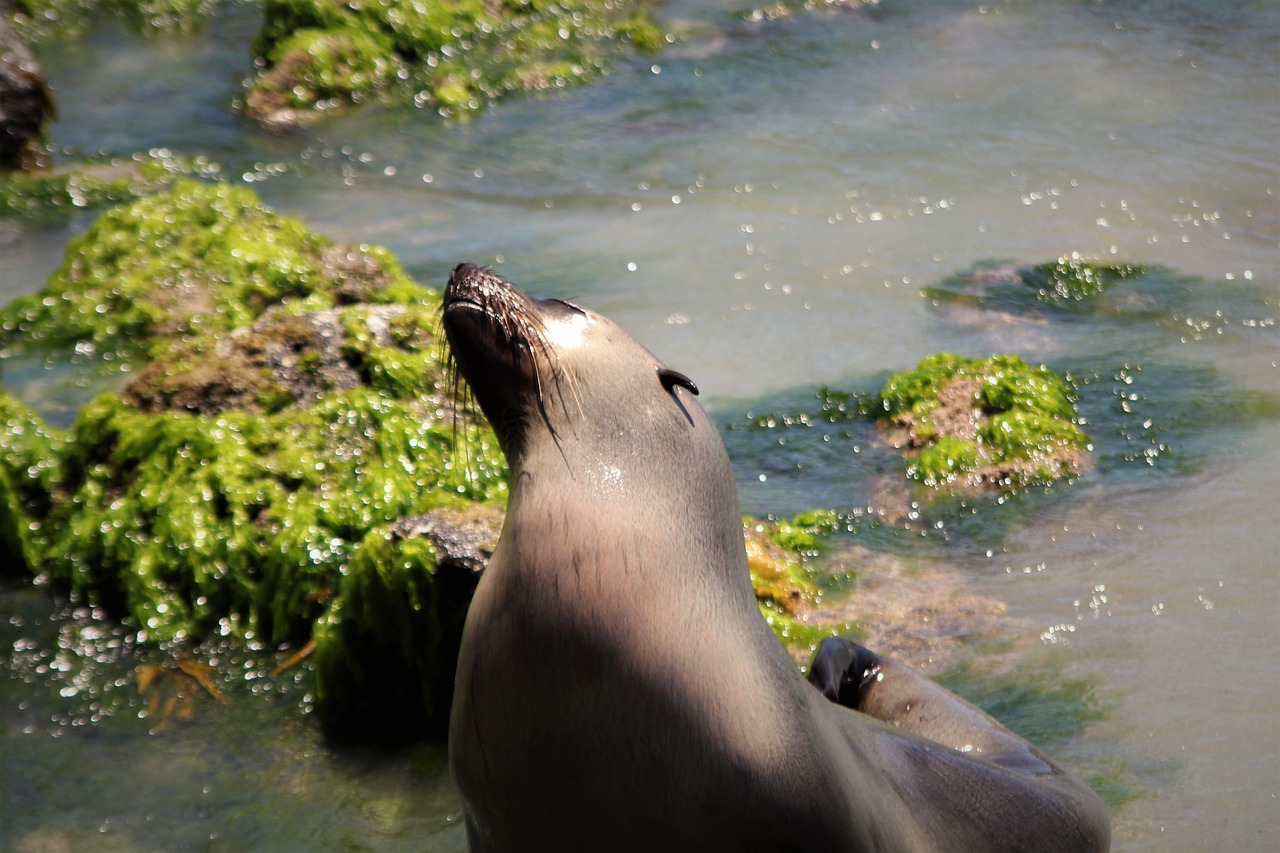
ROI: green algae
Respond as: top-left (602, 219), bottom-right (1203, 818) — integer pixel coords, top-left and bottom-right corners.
top-left (877, 353), bottom-right (1090, 490)
top-left (0, 179), bottom-right (416, 366)
top-left (0, 149), bottom-right (220, 217)
top-left (247, 0), bottom-right (666, 124)
top-left (937, 658), bottom-right (1110, 751)
top-left (312, 522), bottom-right (479, 738)
top-left (1021, 256), bottom-right (1147, 304)
top-left (0, 392), bottom-right (66, 574)
top-left (760, 508), bottom-right (842, 557)
top-left (44, 375), bottom-right (505, 645)
top-left (936, 655), bottom-right (1150, 809)
top-left (924, 255), bottom-right (1157, 318)
top-left (744, 512), bottom-right (858, 653)
top-left (10, 0), bottom-right (218, 42)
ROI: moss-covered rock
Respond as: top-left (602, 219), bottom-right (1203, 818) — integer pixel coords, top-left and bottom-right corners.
top-left (924, 256), bottom-right (1155, 318)
top-left (743, 511), bottom-right (856, 650)
top-left (41, 297), bottom-right (507, 645)
top-left (0, 391), bottom-right (66, 574)
top-left (877, 353), bottom-right (1090, 490)
top-left (312, 504), bottom-right (501, 739)
top-left (246, 0), bottom-right (667, 125)
top-left (0, 179), bottom-right (419, 365)
top-left (9, 0), bottom-right (218, 43)
top-left (0, 149), bottom-right (221, 217)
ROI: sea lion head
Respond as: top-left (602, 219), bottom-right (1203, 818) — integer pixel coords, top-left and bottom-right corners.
top-left (442, 263), bottom-right (706, 475)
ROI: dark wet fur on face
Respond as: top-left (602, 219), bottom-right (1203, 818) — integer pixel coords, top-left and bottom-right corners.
top-left (442, 263), bottom-right (581, 452)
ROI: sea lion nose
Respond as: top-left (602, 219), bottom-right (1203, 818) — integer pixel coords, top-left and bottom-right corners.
top-left (446, 263), bottom-right (514, 304)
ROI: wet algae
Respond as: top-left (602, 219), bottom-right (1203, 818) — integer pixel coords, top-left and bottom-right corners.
top-left (877, 353), bottom-right (1090, 490)
top-left (0, 149), bottom-right (221, 218)
top-left (43, 303), bottom-right (508, 647)
top-left (923, 255), bottom-right (1180, 320)
top-left (247, 0), bottom-right (667, 124)
top-left (0, 392), bottom-right (66, 575)
top-left (0, 179), bottom-right (420, 364)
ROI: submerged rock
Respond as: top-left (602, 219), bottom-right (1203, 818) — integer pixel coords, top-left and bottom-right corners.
top-left (0, 149), bottom-right (221, 216)
top-left (8, 0), bottom-right (219, 42)
top-left (924, 255), bottom-right (1163, 320)
top-left (876, 353), bottom-right (1090, 491)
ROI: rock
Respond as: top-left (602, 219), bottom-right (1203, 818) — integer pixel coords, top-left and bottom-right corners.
top-left (0, 14), bottom-right (53, 170)
top-left (311, 504), bottom-right (503, 740)
top-left (0, 180), bottom-right (420, 367)
top-left (246, 0), bottom-right (666, 125)
top-left (877, 352), bottom-right (1090, 492)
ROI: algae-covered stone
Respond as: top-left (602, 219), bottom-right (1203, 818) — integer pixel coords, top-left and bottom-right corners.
top-left (0, 179), bottom-right (419, 365)
top-left (924, 255), bottom-right (1156, 318)
top-left (10, 0), bottom-right (217, 42)
top-left (43, 298), bottom-right (507, 645)
top-left (0, 391), bottom-right (65, 574)
top-left (0, 149), bottom-right (220, 217)
top-left (312, 505), bottom-right (501, 738)
top-left (877, 353), bottom-right (1090, 490)
top-left (247, 0), bottom-right (666, 125)
top-left (744, 511), bottom-right (854, 650)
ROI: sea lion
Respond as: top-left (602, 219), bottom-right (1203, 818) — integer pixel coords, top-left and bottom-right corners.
top-left (442, 263), bottom-right (1110, 852)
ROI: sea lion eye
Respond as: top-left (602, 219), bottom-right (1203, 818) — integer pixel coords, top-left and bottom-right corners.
top-left (546, 298), bottom-right (587, 316)
top-left (658, 368), bottom-right (699, 396)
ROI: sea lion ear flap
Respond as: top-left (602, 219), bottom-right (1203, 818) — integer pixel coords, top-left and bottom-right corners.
top-left (658, 368), bottom-right (699, 396)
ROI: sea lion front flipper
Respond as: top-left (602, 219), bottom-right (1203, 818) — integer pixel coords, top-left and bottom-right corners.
top-left (805, 636), bottom-right (882, 708)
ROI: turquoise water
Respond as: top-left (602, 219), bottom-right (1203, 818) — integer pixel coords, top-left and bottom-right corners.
top-left (2, 0), bottom-right (1278, 849)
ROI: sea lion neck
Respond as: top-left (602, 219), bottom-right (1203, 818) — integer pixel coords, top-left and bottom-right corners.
top-left (442, 264), bottom-right (755, 595)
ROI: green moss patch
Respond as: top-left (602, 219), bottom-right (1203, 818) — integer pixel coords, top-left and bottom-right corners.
top-left (744, 512), bottom-right (857, 652)
top-left (246, 0), bottom-right (666, 125)
top-left (0, 392), bottom-right (66, 574)
top-left (877, 353), bottom-right (1090, 490)
top-left (0, 179), bottom-right (417, 366)
top-left (40, 296), bottom-right (507, 646)
top-left (924, 255), bottom-right (1155, 318)
top-left (312, 504), bottom-right (501, 739)
top-left (0, 150), bottom-right (221, 217)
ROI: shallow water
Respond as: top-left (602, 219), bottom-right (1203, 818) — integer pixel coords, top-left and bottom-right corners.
top-left (2, 0), bottom-right (1278, 849)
